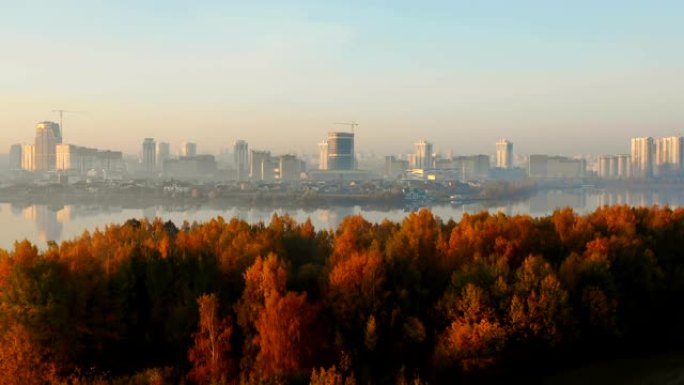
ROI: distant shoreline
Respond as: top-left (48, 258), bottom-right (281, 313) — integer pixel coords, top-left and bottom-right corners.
top-left (1, 179), bottom-right (684, 210)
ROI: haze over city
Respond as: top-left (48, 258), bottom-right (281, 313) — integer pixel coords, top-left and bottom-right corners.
top-left (8, 2), bottom-right (684, 385)
top-left (3, 0), bottom-right (684, 156)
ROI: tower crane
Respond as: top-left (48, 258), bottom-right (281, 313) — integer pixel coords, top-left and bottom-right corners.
top-left (334, 121), bottom-right (359, 134)
top-left (51, 109), bottom-right (80, 133)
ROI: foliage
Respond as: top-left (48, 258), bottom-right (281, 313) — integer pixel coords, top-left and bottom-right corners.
top-left (1, 206), bottom-right (684, 383)
top-left (188, 293), bottom-right (234, 385)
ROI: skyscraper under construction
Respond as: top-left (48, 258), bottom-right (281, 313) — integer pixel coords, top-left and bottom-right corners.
top-left (35, 121), bottom-right (62, 172)
top-left (326, 132), bottom-right (354, 170)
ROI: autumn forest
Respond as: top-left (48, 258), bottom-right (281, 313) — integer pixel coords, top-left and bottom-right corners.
top-left (2, 206), bottom-right (684, 384)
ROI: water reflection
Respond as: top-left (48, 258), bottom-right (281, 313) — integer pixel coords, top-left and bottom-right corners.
top-left (4, 188), bottom-right (684, 250)
top-left (529, 190), bottom-right (587, 214)
top-left (596, 189), bottom-right (684, 208)
top-left (317, 206), bottom-right (355, 230)
top-left (22, 205), bottom-right (62, 244)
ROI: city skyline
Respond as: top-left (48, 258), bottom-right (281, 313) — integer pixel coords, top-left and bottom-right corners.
top-left (11, 121), bottom-right (684, 183)
top-left (4, 113), bottom-right (684, 159)
top-left (4, 3), bottom-right (684, 383)
top-left (7, 120), bottom-right (684, 170)
top-left (2, 1), bottom-right (684, 155)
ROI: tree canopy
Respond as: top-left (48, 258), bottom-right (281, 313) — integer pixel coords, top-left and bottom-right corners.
top-left (1, 206), bottom-right (684, 384)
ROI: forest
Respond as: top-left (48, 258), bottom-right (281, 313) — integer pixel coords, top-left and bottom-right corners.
top-left (2, 205), bottom-right (684, 384)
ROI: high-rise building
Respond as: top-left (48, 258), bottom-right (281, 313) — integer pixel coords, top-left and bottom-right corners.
top-left (385, 155), bottom-right (409, 179)
top-left (35, 121), bottom-right (62, 172)
top-left (278, 154), bottom-right (300, 181)
top-left (318, 141), bottom-right (328, 170)
top-left (631, 137), bottom-right (655, 178)
top-left (407, 154), bottom-right (417, 169)
top-left (250, 150), bottom-right (275, 180)
top-left (413, 140), bottom-right (433, 170)
top-left (142, 138), bottom-right (156, 172)
top-left (496, 139), bottom-right (513, 168)
top-left (157, 142), bottom-right (170, 171)
top-left (655, 136), bottom-right (683, 176)
top-left (234, 140), bottom-right (249, 180)
top-left (327, 132), bottom-right (354, 170)
top-left (598, 155), bottom-right (616, 179)
top-left (9, 144), bottom-right (22, 171)
top-left (21, 144), bottom-right (35, 171)
top-left (616, 154), bottom-right (631, 178)
top-left (180, 142), bottom-right (197, 157)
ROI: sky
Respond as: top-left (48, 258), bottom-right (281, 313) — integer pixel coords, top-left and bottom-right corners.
top-left (1, 0), bottom-right (684, 157)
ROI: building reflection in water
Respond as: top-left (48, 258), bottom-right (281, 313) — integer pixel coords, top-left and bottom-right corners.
top-left (597, 189), bottom-right (684, 208)
top-left (10, 204), bottom-right (23, 216)
top-left (317, 206), bottom-right (355, 229)
top-left (529, 190), bottom-right (587, 215)
top-left (231, 206), bottom-right (250, 223)
top-left (9, 189), bottom-right (684, 250)
top-left (489, 204), bottom-right (513, 217)
top-left (22, 205), bottom-right (63, 244)
top-left (56, 205), bottom-right (74, 222)
top-left (142, 206), bottom-right (158, 220)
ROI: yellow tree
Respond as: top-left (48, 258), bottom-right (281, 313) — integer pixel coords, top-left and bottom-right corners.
top-left (310, 365), bottom-right (356, 385)
top-left (235, 254), bottom-right (288, 375)
top-left (435, 283), bottom-right (507, 371)
top-left (509, 255), bottom-right (571, 346)
top-left (254, 290), bottom-right (319, 381)
top-left (0, 324), bottom-right (58, 385)
top-left (327, 250), bottom-right (385, 327)
top-left (188, 293), bottom-right (234, 385)
top-left (236, 254), bottom-right (287, 336)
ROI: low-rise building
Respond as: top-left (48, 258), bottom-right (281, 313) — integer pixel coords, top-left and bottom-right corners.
top-left (528, 155), bottom-right (585, 179)
top-left (56, 144), bottom-right (124, 175)
top-left (163, 155), bottom-right (217, 178)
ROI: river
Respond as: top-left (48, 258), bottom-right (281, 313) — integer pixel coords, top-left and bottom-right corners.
top-left (2, 187), bottom-right (683, 251)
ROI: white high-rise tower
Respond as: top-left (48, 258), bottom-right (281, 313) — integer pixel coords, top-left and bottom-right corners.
top-left (142, 138), bottom-right (157, 172)
top-left (496, 139), bottom-right (513, 168)
top-left (413, 140), bottom-right (433, 169)
top-left (234, 140), bottom-right (249, 180)
top-left (631, 137), bottom-right (654, 178)
top-left (35, 121), bottom-right (62, 172)
top-left (655, 136), bottom-right (684, 176)
top-left (156, 142), bottom-right (170, 171)
top-left (318, 141), bottom-right (328, 170)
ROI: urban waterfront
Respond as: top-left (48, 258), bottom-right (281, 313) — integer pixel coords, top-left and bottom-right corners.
top-left (4, 186), bottom-right (684, 251)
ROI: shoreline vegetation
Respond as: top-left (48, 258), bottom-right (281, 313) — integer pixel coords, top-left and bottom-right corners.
top-left (2, 206), bottom-right (684, 384)
top-left (2, 178), bottom-right (683, 210)
top-left (0, 180), bottom-right (541, 207)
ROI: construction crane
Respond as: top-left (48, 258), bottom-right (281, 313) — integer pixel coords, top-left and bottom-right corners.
top-left (334, 121), bottom-right (359, 134)
top-left (51, 109), bottom-right (80, 133)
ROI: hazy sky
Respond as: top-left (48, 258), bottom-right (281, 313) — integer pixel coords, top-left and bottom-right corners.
top-left (2, 0), bottom-right (684, 156)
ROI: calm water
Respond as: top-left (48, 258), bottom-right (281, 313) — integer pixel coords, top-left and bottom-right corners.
top-left (2, 187), bottom-right (683, 251)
